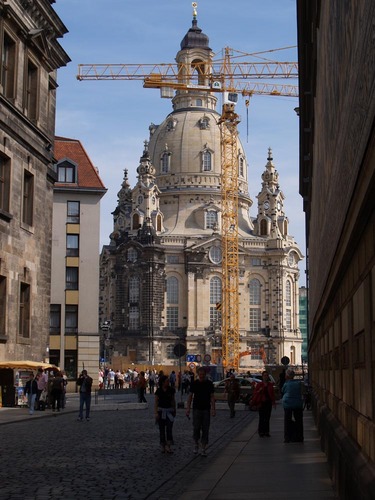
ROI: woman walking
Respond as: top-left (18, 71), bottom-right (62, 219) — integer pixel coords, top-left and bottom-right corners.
top-left (154, 375), bottom-right (176, 453)
top-left (253, 371), bottom-right (276, 437)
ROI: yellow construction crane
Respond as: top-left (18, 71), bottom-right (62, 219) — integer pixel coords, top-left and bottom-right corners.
top-left (77, 10), bottom-right (298, 371)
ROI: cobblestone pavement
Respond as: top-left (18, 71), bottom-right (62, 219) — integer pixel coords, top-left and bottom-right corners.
top-left (0, 398), bottom-right (255, 500)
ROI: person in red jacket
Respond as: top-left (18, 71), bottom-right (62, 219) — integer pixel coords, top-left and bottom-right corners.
top-left (252, 371), bottom-right (276, 437)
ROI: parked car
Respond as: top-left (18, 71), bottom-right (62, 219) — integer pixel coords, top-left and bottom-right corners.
top-left (213, 377), bottom-right (255, 404)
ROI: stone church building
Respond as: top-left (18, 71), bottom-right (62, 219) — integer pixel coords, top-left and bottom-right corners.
top-left (99, 15), bottom-right (303, 371)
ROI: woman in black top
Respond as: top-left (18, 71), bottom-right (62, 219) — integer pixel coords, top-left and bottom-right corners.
top-left (154, 375), bottom-right (176, 453)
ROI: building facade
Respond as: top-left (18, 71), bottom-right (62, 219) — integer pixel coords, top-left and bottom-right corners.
top-left (51, 137), bottom-right (106, 381)
top-left (297, 1), bottom-right (375, 498)
top-left (0, 0), bottom-right (69, 364)
top-left (99, 15), bottom-right (303, 373)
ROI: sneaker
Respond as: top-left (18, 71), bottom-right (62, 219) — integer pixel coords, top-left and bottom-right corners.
top-left (77, 417), bottom-right (83, 421)
top-left (86, 417), bottom-right (90, 421)
top-left (201, 449), bottom-right (207, 457)
top-left (193, 444), bottom-right (199, 454)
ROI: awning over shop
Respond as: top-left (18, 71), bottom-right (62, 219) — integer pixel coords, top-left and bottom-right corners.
top-left (0, 361), bottom-right (58, 371)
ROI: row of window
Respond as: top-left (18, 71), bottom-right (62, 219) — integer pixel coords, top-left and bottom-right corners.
top-left (160, 150), bottom-right (245, 176)
top-left (2, 31), bottom-right (39, 120)
top-left (125, 276), bottom-right (294, 331)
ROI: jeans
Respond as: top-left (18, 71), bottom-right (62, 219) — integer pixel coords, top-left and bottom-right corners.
top-left (27, 393), bottom-right (36, 414)
top-left (79, 392), bottom-right (91, 419)
top-left (158, 412), bottom-right (174, 445)
top-left (192, 409), bottom-right (211, 447)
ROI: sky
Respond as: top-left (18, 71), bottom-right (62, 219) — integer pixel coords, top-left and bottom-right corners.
top-left (53, 0), bottom-right (306, 285)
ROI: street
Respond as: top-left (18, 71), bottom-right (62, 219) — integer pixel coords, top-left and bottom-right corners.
top-left (0, 397), bottom-right (255, 500)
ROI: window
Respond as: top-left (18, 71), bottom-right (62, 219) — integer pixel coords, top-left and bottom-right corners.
top-left (66, 235), bottom-right (79, 257)
top-left (199, 117), bottom-right (209, 129)
top-left (127, 248), bottom-right (138, 262)
top-left (0, 276), bottom-right (6, 337)
top-left (202, 150), bottom-right (212, 171)
top-left (65, 305), bottom-right (78, 334)
top-left (260, 219), bottom-right (267, 235)
top-left (67, 201), bottom-right (80, 223)
top-left (192, 59), bottom-right (205, 85)
top-left (0, 154), bottom-right (10, 214)
top-left (250, 309), bottom-right (261, 332)
top-left (161, 152), bottom-right (170, 173)
top-left (22, 170), bottom-right (34, 226)
top-left (286, 280), bottom-right (292, 306)
top-left (167, 277), bottom-right (178, 304)
top-left (1, 32), bottom-right (16, 99)
top-left (50, 304), bottom-right (61, 334)
top-left (132, 213), bottom-right (140, 229)
top-left (166, 344), bottom-right (178, 359)
top-left (156, 214), bottom-right (162, 232)
top-left (19, 282), bottom-right (30, 338)
top-left (166, 276), bottom-right (179, 329)
top-left (25, 59), bottom-right (38, 120)
top-left (196, 99), bottom-right (203, 107)
top-left (249, 279), bottom-right (261, 305)
top-left (205, 210), bottom-right (217, 229)
top-left (166, 307), bottom-right (178, 329)
top-left (251, 258), bottom-right (262, 266)
top-left (58, 164), bottom-right (75, 183)
top-left (64, 350), bottom-right (77, 379)
top-left (129, 306), bottom-right (139, 329)
top-left (209, 246), bottom-right (222, 264)
top-left (239, 157), bottom-right (244, 177)
top-left (66, 267), bottom-right (78, 290)
top-left (210, 277), bottom-right (222, 326)
top-left (129, 276), bottom-right (140, 302)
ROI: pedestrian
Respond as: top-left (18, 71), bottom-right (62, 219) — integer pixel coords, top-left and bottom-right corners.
top-left (24, 372), bottom-right (38, 415)
top-left (252, 370), bottom-right (276, 437)
top-left (225, 373), bottom-right (240, 418)
top-left (149, 370), bottom-right (156, 394)
top-left (77, 369), bottom-right (93, 421)
top-left (50, 371), bottom-right (64, 412)
top-left (154, 375), bottom-right (176, 453)
top-left (137, 371), bottom-right (147, 403)
top-left (186, 366), bottom-right (216, 457)
top-left (281, 369), bottom-right (304, 443)
top-left (60, 370), bottom-right (68, 409)
top-left (35, 368), bottom-right (48, 409)
top-left (169, 370), bottom-right (176, 389)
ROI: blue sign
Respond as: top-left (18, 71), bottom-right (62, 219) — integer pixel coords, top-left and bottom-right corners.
top-left (187, 354), bottom-right (196, 362)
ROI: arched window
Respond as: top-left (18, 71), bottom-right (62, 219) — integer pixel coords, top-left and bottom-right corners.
top-left (205, 210), bottom-right (217, 229)
top-left (132, 213), bottom-right (140, 230)
top-left (202, 150), bottom-right (212, 171)
top-left (196, 99), bottom-right (203, 107)
top-left (249, 279), bottom-right (261, 305)
top-left (260, 219), bottom-right (268, 236)
top-left (129, 276), bottom-right (139, 302)
top-left (249, 278), bottom-right (261, 332)
top-left (161, 152), bottom-right (170, 173)
top-left (127, 248), bottom-right (137, 262)
top-left (210, 276), bottom-right (222, 326)
top-left (239, 156), bottom-right (244, 177)
top-left (166, 276), bottom-right (179, 329)
top-left (192, 59), bottom-right (205, 86)
top-left (156, 214), bottom-right (162, 232)
top-left (286, 280), bottom-right (292, 306)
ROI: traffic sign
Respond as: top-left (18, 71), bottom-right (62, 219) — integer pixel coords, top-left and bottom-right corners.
top-left (187, 354), bottom-right (196, 362)
top-left (204, 354), bottom-right (211, 363)
top-left (189, 363), bottom-right (195, 370)
top-left (173, 343), bottom-right (187, 358)
top-left (196, 354), bottom-right (202, 362)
